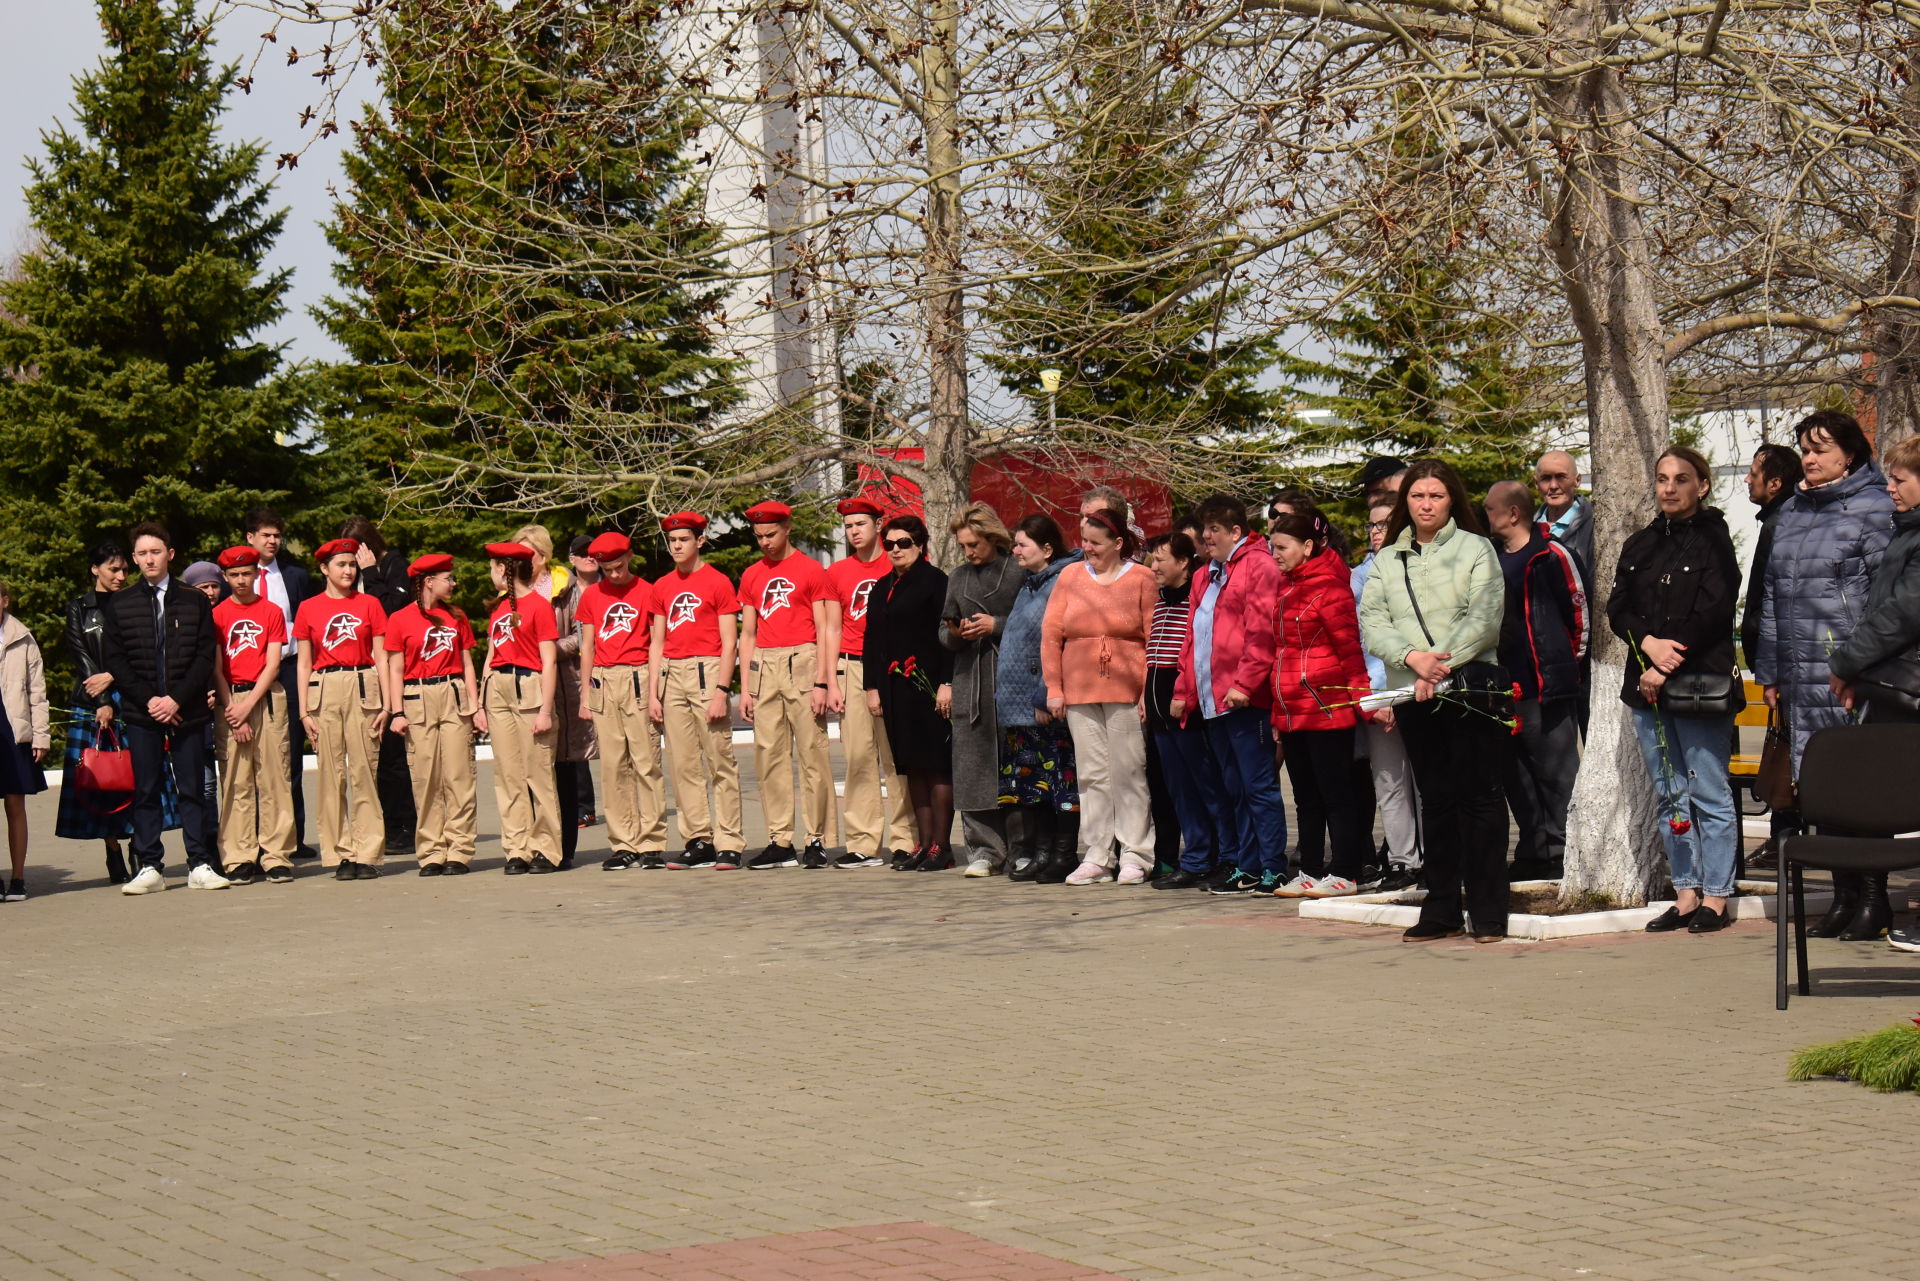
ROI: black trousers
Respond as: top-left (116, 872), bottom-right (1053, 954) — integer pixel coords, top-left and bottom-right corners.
top-left (555, 760), bottom-right (581, 860)
top-left (576, 762), bottom-right (596, 815)
top-left (1280, 727), bottom-right (1370, 881)
top-left (376, 727), bottom-right (416, 841)
top-left (1144, 729), bottom-right (1181, 867)
top-left (281, 664), bottom-right (306, 847)
top-left (1399, 700), bottom-right (1512, 934)
top-left (126, 720), bottom-right (217, 871)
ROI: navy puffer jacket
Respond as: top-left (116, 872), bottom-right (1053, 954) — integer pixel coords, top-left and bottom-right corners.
top-left (1755, 462), bottom-right (1894, 772)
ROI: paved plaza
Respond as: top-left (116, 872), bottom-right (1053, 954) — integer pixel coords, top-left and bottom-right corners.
top-left (4, 747), bottom-right (1918, 1281)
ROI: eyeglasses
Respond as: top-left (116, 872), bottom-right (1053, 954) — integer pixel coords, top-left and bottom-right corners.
top-left (1364, 520), bottom-right (1390, 532)
top-left (883, 537), bottom-right (916, 550)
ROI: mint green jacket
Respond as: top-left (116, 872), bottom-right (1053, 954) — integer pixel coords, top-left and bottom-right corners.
top-left (1357, 519), bottom-right (1504, 691)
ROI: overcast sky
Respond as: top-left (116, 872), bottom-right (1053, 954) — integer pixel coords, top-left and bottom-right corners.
top-left (0, 4), bottom-right (368, 365)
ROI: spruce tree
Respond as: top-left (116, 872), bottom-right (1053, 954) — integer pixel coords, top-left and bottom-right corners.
top-left (0, 0), bottom-right (311, 649)
top-left (318, 0), bottom-right (744, 565)
top-left (981, 8), bottom-right (1281, 472)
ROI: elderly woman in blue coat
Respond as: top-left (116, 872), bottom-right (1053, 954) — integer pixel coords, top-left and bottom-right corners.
top-left (993, 514), bottom-right (1083, 883)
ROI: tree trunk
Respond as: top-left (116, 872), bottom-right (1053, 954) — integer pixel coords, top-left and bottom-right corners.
top-left (1542, 4), bottom-right (1668, 905)
top-left (1874, 51), bottom-right (1920, 453)
top-left (920, 0), bottom-right (971, 568)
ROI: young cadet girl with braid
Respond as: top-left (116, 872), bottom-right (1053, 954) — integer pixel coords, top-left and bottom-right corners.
top-left (385, 554), bottom-right (480, 875)
top-left (477, 542), bottom-right (564, 874)
top-left (295, 538), bottom-right (391, 880)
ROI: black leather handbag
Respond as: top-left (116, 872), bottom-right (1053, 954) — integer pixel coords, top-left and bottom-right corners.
top-left (1854, 651), bottom-right (1920, 715)
top-left (1658, 672), bottom-right (1746, 717)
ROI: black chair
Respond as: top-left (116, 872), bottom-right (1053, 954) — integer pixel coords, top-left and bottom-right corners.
top-left (1777, 723), bottom-right (1920, 1009)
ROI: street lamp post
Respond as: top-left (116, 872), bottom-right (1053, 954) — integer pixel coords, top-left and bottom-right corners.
top-left (1040, 367), bottom-right (1062, 433)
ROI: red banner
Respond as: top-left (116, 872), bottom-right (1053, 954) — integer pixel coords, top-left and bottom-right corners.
top-left (854, 448), bottom-right (1174, 545)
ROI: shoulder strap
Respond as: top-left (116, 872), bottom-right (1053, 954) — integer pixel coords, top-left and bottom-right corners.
top-left (1399, 553), bottom-right (1436, 648)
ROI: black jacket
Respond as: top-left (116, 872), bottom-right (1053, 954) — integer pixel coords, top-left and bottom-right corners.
top-left (863, 557), bottom-right (955, 690)
top-left (360, 549), bottom-right (411, 616)
top-left (1739, 489), bottom-right (1793, 669)
top-left (1829, 506), bottom-right (1920, 680)
top-left (100, 576), bottom-right (218, 729)
top-left (1496, 532), bottom-right (1589, 704)
top-left (64, 590), bottom-right (116, 708)
top-left (1606, 506), bottom-right (1741, 710)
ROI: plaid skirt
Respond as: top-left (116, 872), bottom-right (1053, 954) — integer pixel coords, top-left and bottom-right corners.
top-left (54, 700), bottom-right (179, 841)
top-left (997, 721), bottom-right (1080, 811)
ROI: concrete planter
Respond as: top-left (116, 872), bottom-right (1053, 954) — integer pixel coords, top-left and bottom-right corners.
top-left (1298, 879), bottom-right (1827, 941)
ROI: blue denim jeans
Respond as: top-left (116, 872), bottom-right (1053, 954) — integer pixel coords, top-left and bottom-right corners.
top-left (1153, 727), bottom-right (1228, 874)
top-left (1629, 707), bottom-right (1738, 896)
top-left (1201, 707), bottom-right (1288, 877)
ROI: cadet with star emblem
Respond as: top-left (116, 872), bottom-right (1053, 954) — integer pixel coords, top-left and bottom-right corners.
top-left (384, 554), bottom-right (480, 875)
top-left (577, 531), bottom-right (668, 870)
top-left (294, 538), bottom-right (392, 878)
top-left (650, 512), bottom-right (745, 868)
top-left (827, 498), bottom-right (913, 868)
top-left (477, 542), bottom-right (564, 874)
top-left (211, 546), bottom-right (295, 883)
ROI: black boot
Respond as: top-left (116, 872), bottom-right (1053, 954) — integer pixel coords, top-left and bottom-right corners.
top-left (104, 844), bottom-right (129, 886)
top-left (1035, 812), bottom-right (1080, 884)
top-left (1838, 871), bottom-right (1893, 941)
top-left (1808, 871), bottom-right (1863, 938)
top-left (1006, 808), bottom-right (1044, 881)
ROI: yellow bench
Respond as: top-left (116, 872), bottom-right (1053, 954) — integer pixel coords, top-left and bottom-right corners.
top-left (1729, 678), bottom-right (1771, 814)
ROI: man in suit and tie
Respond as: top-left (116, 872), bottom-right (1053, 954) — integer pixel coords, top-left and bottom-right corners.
top-left (244, 507), bottom-right (318, 858)
top-left (101, 521), bottom-right (224, 893)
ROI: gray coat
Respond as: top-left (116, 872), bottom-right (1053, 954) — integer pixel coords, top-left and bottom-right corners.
top-left (1829, 506), bottom-right (1920, 683)
top-left (939, 554), bottom-right (1024, 811)
top-left (1755, 462), bottom-right (1894, 771)
top-left (996, 551), bottom-right (1083, 728)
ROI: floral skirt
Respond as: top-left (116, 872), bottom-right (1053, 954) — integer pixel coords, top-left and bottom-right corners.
top-left (998, 721), bottom-right (1079, 811)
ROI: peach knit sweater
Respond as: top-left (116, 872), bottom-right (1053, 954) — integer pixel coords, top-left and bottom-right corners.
top-left (1040, 561), bottom-right (1156, 706)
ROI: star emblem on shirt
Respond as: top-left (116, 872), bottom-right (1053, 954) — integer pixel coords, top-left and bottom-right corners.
top-left (667, 592), bottom-right (701, 630)
top-left (323, 613), bottom-right (362, 649)
top-left (600, 601), bottom-right (639, 638)
top-left (760, 577), bottom-right (796, 615)
top-left (848, 578), bottom-right (874, 621)
top-left (225, 618), bottom-right (263, 658)
top-left (420, 626), bottom-right (456, 663)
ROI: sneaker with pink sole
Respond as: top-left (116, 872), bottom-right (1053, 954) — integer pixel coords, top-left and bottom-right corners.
top-left (1064, 861), bottom-right (1115, 885)
top-left (1116, 865), bottom-right (1148, 885)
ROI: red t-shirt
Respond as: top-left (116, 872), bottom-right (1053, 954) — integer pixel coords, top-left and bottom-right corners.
top-left (579, 575), bottom-right (656, 668)
top-left (486, 592), bottom-right (558, 670)
top-left (294, 591), bottom-right (388, 670)
top-left (739, 551), bottom-right (830, 649)
top-left (827, 554), bottom-right (889, 656)
top-left (213, 595), bottom-right (287, 685)
top-left (385, 602), bottom-right (474, 681)
top-left (654, 563), bottom-right (739, 660)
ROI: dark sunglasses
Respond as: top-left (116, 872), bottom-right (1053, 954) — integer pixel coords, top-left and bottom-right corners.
top-left (883, 537), bottom-right (917, 550)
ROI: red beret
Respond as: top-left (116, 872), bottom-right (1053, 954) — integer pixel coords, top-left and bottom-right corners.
top-left (660, 511), bottom-right (708, 534)
top-left (485, 542), bottom-right (535, 563)
top-left (216, 546), bottom-right (259, 569)
top-left (587, 532), bottom-right (631, 559)
top-left (408, 553), bottom-right (454, 577)
top-left (315, 538), bottom-right (359, 562)
top-left (836, 498), bottom-right (884, 518)
top-left (743, 500), bottom-right (792, 524)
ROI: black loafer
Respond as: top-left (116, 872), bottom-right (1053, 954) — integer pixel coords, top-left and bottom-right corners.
top-left (354, 862), bottom-right (380, 879)
top-left (419, 864), bottom-right (445, 877)
top-left (1402, 921), bottom-right (1465, 942)
top-left (444, 862), bottom-right (471, 875)
top-left (504, 858), bottom-right (531, 875)
top-left (1645, 905), bottom-right (1698, 933)
top-left (529, 856), bottom-right (557, 874)
top-left (333, 861), bottom-right (357, 881)
top-left (1152, 870), bottom-right (1207, 891)
top-left (1687, 904), bottom-right (1733, 933)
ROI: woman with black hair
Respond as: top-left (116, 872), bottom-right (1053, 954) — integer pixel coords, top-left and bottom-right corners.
top-left (996, 514), bottom-right (1083, 883)
top-left (477, 542), bottom-right (563, 875)
top-left (384, 555), bottom-right (480, 874)
top-left (56, 539), bottom-right (176, 883)
top-left (863, 515), bottom-right (955, 868)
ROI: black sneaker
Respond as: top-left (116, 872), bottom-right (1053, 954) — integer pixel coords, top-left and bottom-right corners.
top-left (1152, 869), bottom-right (1207, 891)
top-left (265, 865), bottom-right (295, 883)
top-left (833, 851), bottom-right (883, 868)
top-left (419, 863), bottom-right (445, 877)
top-left (529, 855), bottom-right (558, 874)
top-left (602, 851), bottom-right (644, 871)
top-left (638, 851), bottom-right (667, 870)
top-left (354, 862), bottom-right (380, 879)
top-left (224, 862), bottom-right (260, 885)
top-left (890, 848), bottom-right (918, 871)
top-left (4, 877), bottom-right (25, 902)
top-left (444, 862), bottom-right (471, 875)
top-left (748, 844), bottom-right (797, 870)
top-left (1373, 867), bottom-right (1419, 894)
top-left (504, 858), bottom-right (531, 876)
top-left (712, 849), bottom-right (742, 870)
top-left (333, 861), bottom-right (357, 881)
top-left (1207, 868), bottom-right (1263, 895)
top-left (800, 840), bottom-right (828, 869)
top-left (384, 834), bottom-right (415, 857)
top-left (677, 839), bottom-right (718, 870)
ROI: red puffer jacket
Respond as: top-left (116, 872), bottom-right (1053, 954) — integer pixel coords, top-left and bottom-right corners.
top-left (1271, 546), bottom-right (1374, 732)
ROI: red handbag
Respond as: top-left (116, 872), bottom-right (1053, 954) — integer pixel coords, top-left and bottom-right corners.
top-left (76, 723), bottom-right (134, 810)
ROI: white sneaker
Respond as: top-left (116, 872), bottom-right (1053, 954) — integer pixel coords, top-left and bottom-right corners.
top-left (1272, 872), bottom-right (1318, 898)
top-left (1301, 875), bottom-right (1359, 898)
top-left (121, 866), bottom-right (165, 895)
top-left (1116, 865), bottom-right (1148, 885)
top-left (1064, 861), bottom-right (1114, 885)
top-left (186, 865), bottom-right (231, 891)
top-left (963, 857), bottom-right (994, 878)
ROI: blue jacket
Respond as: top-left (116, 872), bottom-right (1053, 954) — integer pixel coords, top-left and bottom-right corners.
top-left (1756, 462), bottom-right (1894, 771)
top-left (995, 551), bottom-right (1082, 728)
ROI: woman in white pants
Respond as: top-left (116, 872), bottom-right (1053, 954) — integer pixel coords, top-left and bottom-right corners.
top-left (1040, 507), bottom-right (1157, 884)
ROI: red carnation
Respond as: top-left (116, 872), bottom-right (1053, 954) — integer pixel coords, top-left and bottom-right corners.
top-left (1669, 817), bottom-right (1692, 835)
top-left (904, 655), bottom-right (918, 677)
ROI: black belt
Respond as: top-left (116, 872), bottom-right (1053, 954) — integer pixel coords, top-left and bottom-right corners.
top-left (494, 663), bottom-right (537, 677)
top-left (839, 652), bottom-right (861, 661)
top-left (405, 674), bottom-right (459, 686)
top-left (230, 680), bottom-right (258, 693)
top-left (317, 663), bottom-right (374, 672)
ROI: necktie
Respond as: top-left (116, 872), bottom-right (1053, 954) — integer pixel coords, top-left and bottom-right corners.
top-left (1209, 562), bottom-right (1226, 586)
top-left (153, 584), bottom-right (167, 676)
